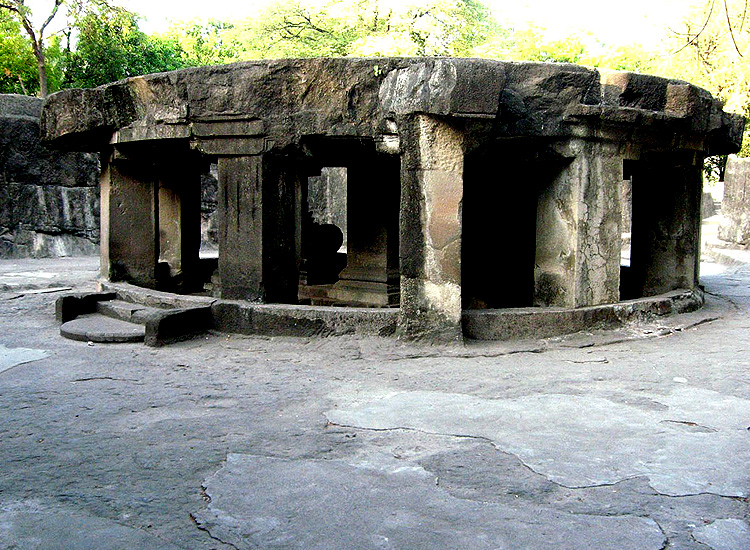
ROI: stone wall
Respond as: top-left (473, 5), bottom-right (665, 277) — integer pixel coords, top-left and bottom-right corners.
top-left (0, 94), bottom-right (99, 258)
top-left (718, 155), bottom-right (750, 245)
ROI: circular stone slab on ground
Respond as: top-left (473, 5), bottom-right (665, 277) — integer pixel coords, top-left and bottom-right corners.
top-left (60, 314), bottom-right (145, 343)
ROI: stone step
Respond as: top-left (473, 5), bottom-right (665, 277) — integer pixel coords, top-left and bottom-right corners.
top-left (60, 313), bottom-right (145, 343)
top-left (96, 299), bottom-right (163, 325)
top-left (57, 289), bottom-right (215, 346)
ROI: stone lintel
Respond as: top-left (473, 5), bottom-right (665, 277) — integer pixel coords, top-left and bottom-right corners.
top-left (191, 119), bottom-right (264, 137)
top-left (112, 123), bottom-right (191, 144)
top-left (192, 138), bottom-right (274, 156)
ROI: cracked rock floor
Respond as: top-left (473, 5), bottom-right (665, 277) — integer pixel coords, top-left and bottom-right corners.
top-left (0, 255), bottom-right (749, 549)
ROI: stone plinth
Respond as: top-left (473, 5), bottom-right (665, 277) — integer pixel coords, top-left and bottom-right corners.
top-left (40, 58), bottom-right (744, 342)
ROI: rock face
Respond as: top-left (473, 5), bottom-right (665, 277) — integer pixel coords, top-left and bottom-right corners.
top-left (40, 58), bottom-right (744, 340)
top-left (0, 94), bottom-right (99, 258)
top-left (719, 155), bottom-right (750, 244)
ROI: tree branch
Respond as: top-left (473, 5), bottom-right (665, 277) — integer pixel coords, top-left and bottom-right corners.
top-left (0, 2), bottom-right (21, 13)
top-left (723, 0), bottom-right (743, 56)
top-left (670, 0), bottom-right (716, 55)
top-left (40, 0), bottom-right (63, 37)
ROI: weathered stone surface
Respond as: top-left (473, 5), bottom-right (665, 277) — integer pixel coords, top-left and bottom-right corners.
top-left (692, 519), bottom-right (750, 550)
top-left (326, 386), bottom-right (750, 497)
top-left (0, 94), bottom-right (99, 258)
top-left (0, 344), bottom-right (49, 374)
top-left (41, 59), bottom-right (743, 154)
top-left (5, 256), bottom-right (750, 547)
top-left (195, 453), bottom-right (667, 550)
top-left (719, 155), bottom-right (750, 244)
top-left (0, 502), bottom-right (183, 550)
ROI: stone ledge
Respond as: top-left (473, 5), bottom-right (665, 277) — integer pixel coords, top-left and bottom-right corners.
top-left (212, 301), bottom-right (398, 338)
top-left (462, 289), bottom-right (704, 341)
top-left (99, 281), bottom-right (216, 309)
top-left (84, 283), bottom-right (703, 343)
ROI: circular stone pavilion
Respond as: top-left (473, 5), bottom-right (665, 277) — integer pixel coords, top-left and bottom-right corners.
top-left (42, 58), bottom-right (745, 342)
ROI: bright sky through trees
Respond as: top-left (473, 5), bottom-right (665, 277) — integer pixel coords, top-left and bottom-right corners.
top-left (23, 0), bottom-right (694, 47)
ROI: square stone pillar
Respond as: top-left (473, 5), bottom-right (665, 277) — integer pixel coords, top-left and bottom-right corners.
top-left (100, 153), bottom-right (158, 287)
top-left (534, 139), bottom-right (622, 308)
top-left (718, 156), bottom-right (750, 244)
top-left (630, 151), bottom-right (703, 296)
top-left (216, 153), bottom-right (301, 302)
top-left (397, 115), bottom-right (464, 341)
top-left (157, 158), bottom-right (202, 292)
top-left (328, 156), bottom-right (400, 307)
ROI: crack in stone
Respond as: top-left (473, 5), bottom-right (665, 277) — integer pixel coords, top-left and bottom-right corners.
top-left (72, 376), bottom-right (141, 383)
top-left (651, 517), bottom-right (670, 550)
top-left (190, 512), bottom-right (241, 550)
top-left (703, 289), bottom-right (743, 311)
top-left (325, 421), bottom-right (639, 492)
top-left (327, 389), bottom-right (750, 500)
top-left (660, 420), bottom-right (718, 433)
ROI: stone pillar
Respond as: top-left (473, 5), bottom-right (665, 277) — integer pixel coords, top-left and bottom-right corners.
top-left (534, 139), bottom-right (622, 308)
top-left (157, 158), bottom-right (202, 291)
top-left (630, 151), bottom-right (703, 296)
top-left (216, 153), bottom-right (301, 302)
top-left (100, 152), bottom-right (158, 287)
top-left (329, 155), bottom-right (400, 307)
top-left (718, 155), bottom-right (750, 244)
top-left (397, 115), bottom-right (464, 341)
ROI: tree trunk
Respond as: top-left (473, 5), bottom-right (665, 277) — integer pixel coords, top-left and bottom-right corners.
top-left (31, 39), bottom-right (48, 98)
top-left (37, 56), bottom-right (48, 97)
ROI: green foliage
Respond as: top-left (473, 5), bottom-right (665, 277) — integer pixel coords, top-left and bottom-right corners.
top-left (475, 24), bottom-right (658, 72)
top-left (235, 0), bottom-right (497, 59)
top-left (60, 8), bottom-right (185, 88)
top-left (506, 28), bottom-right (587, 63)
top-left (163, 20), bottom-right (242, 66)
top-left (0, 11), bottom-right (37, 94)
top-left (656, 0), bottom-right (750, 156)
top-left (587, 44), bottom-right (657, 72)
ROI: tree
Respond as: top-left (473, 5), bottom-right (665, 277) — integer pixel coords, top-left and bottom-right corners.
top-left (236, 0), bottom-right (497, 59)
top-left (60, 7), bottom-right (185, 88)
top-left (0, 0), bottom-right (65, 96)
top-left (0, 10), bottom-right (37, 94)
top-left (658, 0), bottom-right (750, 155)
top-left (164, 19), bottom-right (242, 67)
